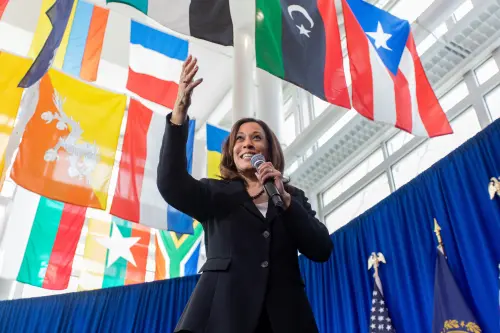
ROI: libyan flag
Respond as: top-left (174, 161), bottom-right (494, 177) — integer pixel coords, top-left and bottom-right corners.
top-left (256, 0), bottom-right (351, 109)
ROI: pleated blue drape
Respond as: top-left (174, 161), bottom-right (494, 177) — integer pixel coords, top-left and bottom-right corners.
top-left (0, 120), bottom-right (499, 333)
top-left (0, 275), bottom-right (200, 332)
top-left (300, 119), bottom-right (500, 333)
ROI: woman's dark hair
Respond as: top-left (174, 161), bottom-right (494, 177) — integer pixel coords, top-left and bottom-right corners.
top-left (219, 118), bottom-right (290, 187)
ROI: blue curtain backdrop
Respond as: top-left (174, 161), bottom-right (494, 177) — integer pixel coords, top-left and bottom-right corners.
top-left (300, 119), bottom-right (500, 333)
top-left (0, 120), bottom-right (499, 333)
top-left (0, 275), bottom-right (200, 332)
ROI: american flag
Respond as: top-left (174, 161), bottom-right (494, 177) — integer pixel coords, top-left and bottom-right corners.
top-left (370, 281), bottom-right (396, 333)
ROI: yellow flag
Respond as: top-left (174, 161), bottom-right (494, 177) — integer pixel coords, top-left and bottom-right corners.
top-left (0, 52), bottom-right (32, 189)
top-left (10, 69), bottom-right (126, 209)
top-left (28, 0), bottom-right (56, 59)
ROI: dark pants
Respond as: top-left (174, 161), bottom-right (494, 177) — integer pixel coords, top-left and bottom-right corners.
top-left (254, 309), bottom-right (273, 333)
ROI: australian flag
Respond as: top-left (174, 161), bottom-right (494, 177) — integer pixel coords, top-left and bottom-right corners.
top-left (432, 251), bottom-right (482, 332)
top-left (370, 278), bottom-right (396, 333)
top-left (18, 0), bottom-right (75, 88)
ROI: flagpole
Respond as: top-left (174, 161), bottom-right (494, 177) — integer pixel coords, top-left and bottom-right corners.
top-left (433, 219), bottom-right (446, 256)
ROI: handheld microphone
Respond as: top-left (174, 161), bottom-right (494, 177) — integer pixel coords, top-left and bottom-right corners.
top-left (251, 154), bottom-right (285, 211)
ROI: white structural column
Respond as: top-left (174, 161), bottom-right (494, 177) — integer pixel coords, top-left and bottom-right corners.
top-left (232, 30), bottom-right (255, 121)
top-left (256, 68), bottom-right (284, 142)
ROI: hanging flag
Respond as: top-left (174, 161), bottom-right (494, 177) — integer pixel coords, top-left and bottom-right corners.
top-left (78, 217), bottom-right (151, 290)
top-left (255, 0), bottom-right (350, 109)
top-left (0, 187), bottom-right (86, 290)
top-left (55, 0), bottom-right (109, 82)
top-left (19, 0), bottom-right (76, 88)
top-left (110, 99), bottom-right (196, 233)
top-left (106, 0), bottom-right (233, 46)
top-left (0, 52), bottom-right (33, 190)
top-left (432, 220), bottom-right (481, 333)
top-left (207, 123), bottom-right (229, 180)
top-left (0, 0), bottom-right (9, 19)
top-left (126, 20), bottom-right (188, 109)
top-left (155, 220), bottom-right (203, 279)
top-left (367, 253), bottom-right (396, 333)
top-left (341, 0), bottom-right (452, 137)
top-left (10, 69), bottom-right (126, 210)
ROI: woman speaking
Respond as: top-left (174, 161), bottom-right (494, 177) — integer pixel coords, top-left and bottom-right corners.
top-left (157, 55), bottom-right (333, 333)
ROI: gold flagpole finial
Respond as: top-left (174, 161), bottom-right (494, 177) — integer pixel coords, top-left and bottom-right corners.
top-left (434, 218), bottom-right (445, 255)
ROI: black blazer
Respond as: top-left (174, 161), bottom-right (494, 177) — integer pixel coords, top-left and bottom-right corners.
top-left (157, 114), bottom-right (333, 333)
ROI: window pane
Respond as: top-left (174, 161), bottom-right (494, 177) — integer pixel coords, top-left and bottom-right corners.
top-left (392, 107), bottom-right (481, 188)
top-left (485, 85), bottom-right (500, 121)
top-left (453, 0), bottom-right (473, 22)
top-left (387, 130), bottom-right (415, 155)
top-left (475, 58), bottom-right (498, 85)
top-left (325, 174), bottom-right (391, 233)
top-left (417, 23), bottom-right (448, 55)
top-left (439, 81), bottom-right (469, 112)
top-left (317, 111), bottom-right (356, 148)
top-left (283, 113), bottom-right (295, 146)
top-left (285, 160), bottom-right (300, 176)
top-left (322, 149), bottom-right (384, 206)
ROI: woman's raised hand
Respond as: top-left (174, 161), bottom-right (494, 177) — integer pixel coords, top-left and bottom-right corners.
top-left (172, 55), bottom-right (203, 124)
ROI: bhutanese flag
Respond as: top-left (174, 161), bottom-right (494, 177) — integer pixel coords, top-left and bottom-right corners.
top-left (110, 99), bottom-right (196, 233)
top-left (155, 220), bottom-right (203, 279)
top-left (106, 0), bottom-right (233, 46)
top-left (0, 52), bottom-right (32, 190)
top-left (206, 123), bottom-right (229, 180)
top-left (255, 0), bottom-right (351, 109)
top-left (53, 0), bottom-right (109, 82)
top-left (19, 0), bottom-right (76, 87)
top-left (10, 68), bottom-right (126, 210)
top-left (78, 217), bottom-right (151, 290)
top-left (0, 187), bottom-right (86, 290)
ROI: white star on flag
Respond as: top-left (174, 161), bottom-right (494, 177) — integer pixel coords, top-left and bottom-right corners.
top-left (297, 24), bottom-right (311, 37)
top-left (96, 222), bottom-right (141, 268)
top-left (366, 22), bottom-right (392, 51)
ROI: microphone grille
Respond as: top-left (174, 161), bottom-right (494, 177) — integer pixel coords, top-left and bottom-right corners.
top-left (250, 154), bottom-right (265, 169)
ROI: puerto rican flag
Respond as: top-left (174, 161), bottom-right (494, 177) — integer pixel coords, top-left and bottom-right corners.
top-left (127, 20), bottom-right (187, 109)
top-left (341, 0), bottom-right (452, 137)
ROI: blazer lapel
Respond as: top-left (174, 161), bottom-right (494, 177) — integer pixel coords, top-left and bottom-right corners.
top-left (229, 180), bottom-right (266, 222)
top-left (265, 197), bottom-right (279, 223)
top-left (242, 199), bottom-right (266, 222)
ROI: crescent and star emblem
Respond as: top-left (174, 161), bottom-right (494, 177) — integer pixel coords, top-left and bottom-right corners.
top-left (287, 5), bottom-right (314, 38)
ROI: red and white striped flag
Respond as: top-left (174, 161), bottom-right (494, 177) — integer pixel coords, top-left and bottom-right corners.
top-left (342, 0), bottom-right (452, 137)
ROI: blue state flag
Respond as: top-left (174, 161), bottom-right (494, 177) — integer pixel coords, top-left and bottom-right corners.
top-left (432, 251), bottom-right (482, 333)
top-left (18, 0), bottom-right (75, 88)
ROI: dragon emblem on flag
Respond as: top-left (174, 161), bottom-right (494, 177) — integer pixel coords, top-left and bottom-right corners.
top-left (41, 90), bottom-right (100, 184)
